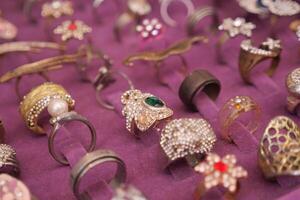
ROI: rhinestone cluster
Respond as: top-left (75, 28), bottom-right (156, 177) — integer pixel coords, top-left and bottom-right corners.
top-left (41, 0), bottom-right (73, 18)
top-left (160, 118), bottom-right (216, 161)
top-left (241, 38), bottom-right (281, 56)
top-left (194, 153), bottom-right (247, 192)
top-left (112, 184), bottom-right (147, 200)
top-left (0, 174), bottom-right (31, 200)
top-left (121, 89), bottom-right (173, 134)
top-left (136, 18), bottom-right (163, 40)
top-left (286, 68), bottom-right (300, 97)
top-left (23, 94), bottom-right (74, 129)
top-left (262, 0), bottom-right (300, 16)
top-left (0, 144), bottom-right (16, 168)
top-left (229, 96), bottom-right (253, 111)
top-left (218, 17), bottom-right (256, 37)
top-left (54, 20), bottom-right (92, 41)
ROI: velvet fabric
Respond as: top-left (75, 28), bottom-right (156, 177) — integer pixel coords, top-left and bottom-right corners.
top-left (0, 0), bottom-right (299, 199)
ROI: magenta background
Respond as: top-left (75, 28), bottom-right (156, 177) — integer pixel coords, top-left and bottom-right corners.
top-left (0, 0), bottom-right (300, 199)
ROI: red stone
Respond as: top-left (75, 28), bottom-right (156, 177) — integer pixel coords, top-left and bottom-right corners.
top-left (214, 161), bottom-right (228, 173)
top-left (68, 23), bottom-right (77, 31)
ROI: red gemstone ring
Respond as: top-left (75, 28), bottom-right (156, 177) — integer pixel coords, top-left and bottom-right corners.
top-left (193, 153), bottom-right (247, 200)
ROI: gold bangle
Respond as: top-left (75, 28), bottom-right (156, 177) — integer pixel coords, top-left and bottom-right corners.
top-left (0, 41), bottom-right (64, 56)
top-left (19, 82), bottom-right (75, 134)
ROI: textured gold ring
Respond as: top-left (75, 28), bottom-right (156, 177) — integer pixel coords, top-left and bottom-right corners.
top-left (19, 82), bottom-right (75, 134)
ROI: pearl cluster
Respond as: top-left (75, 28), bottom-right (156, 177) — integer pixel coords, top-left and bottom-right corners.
top-left (23, 94), bottom-right (74, 128)
top-left (112, 184), bottom-right (147, 200)
top-left (218, 17), bottom-right (256, 38)
top-left (136, 18), bottom-right (163, 39)
top-left (194, 153), bottom-right (247, 192)
top-left (160, 118), bottom-right (216, 161)
top-left (121, 89), bottom-right (173, 133)
top-left (0, 174), bottom-right (31, 200)
top-left (241, 38), bottom-right (281, 56)
top-left (41, 0), bottom-right (74, 18)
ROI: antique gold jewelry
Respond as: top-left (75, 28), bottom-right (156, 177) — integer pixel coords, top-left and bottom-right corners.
top-left (121, 89), bottom-right (173, 136)
top-left (259, 116), bottom-right (300, 179)
top-left (160, 118), bottom-right (216, 166)
top-left (71, 149), bottom-right (127, 200)
top-left (0, 144), bottom-right (19, 176)
top-left (290, 20), bottom-right (300, 41)
top-left (160, 0), bottom-right (195, 27)
top-left (114, 0), bottom-right (151, 42)
top-left (54, 20), bottom-right (92, 41)
top-left (286, 68), bottom-right (300, 113)
top-left (48, 111), bottom-right (96, 165)
top-left (194, 153), bottom-right (247, 200)
top-left (0, 41), bottom-right (64, 56)
top-left (0, 11), bottom-right (17, 40)
top-left (179, 69), bottom-right (221, 110)
top-left (19, 82), bottom-right (75, 134)
top-left (239, 38), bottom-right (281, 84)
top-left (186, 6), bottom-right (218, 36)
top-left (41, 0), bottom-right (74, 19)
top-left (0, 174), bottom-right (32, 200)
top-left (219, 96), bottom-right (261, 142)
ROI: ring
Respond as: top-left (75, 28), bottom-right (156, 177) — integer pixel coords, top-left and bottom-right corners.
top-left (0, 174), bottom-right (32, 200)
top-left (186, 6), bottom-right (218, 36)
top-left (54, 20), bottom-right (92, 41)
top-left (236, 0), bottom-right (269, 15)
top-left (179, 69), bottom-right (221, 110)
top-left (160, 0), bottom-right (195, 27)
top-left (0, 144), bottom-right (19, 176)
top-left (48, 111), bottom-right (97, 165)
top-left (41, 0), bottom-right (74, 19)
top-left (263, 0), bottom-right (300, 16)
top-left (194, 153), bottom-right (247, 200)
top-left (290, 19), bottom-right (300, 41)
top-left (19, 82), bottom-right (75, 134)
top-left (160, 118), bottom-right (216, 167)
top-left (219, 95), bottom-right (261, 142)
top-left (286, 68), bottom-right (300, 113)
top-left (259, 116), bottom-right (300, 179)
top-left (121, 89), bottom-right (173, 136)
top-left (70, 149), bottom-right (127, 200)
top-left (239, 38), bottom-right (282, 84)
top-left (114, 0), bottom-right (151, 42)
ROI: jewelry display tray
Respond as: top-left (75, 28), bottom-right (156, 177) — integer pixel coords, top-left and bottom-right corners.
top-left (0, 0), bottom-right (299, 199)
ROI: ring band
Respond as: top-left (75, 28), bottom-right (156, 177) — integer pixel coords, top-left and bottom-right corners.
top-left (48, 111), bottom-right (97, 165)
top-left (0, 144), bottom-right (19, 177)
top-left (186, 6), bottom-right (218, 36)
top-left (179, 69), bottom-right (221, 110)
top-left (239, 38), bottom-right (281, 84)
top-left (219, 95), bottom-right (261, 142)
top-left (70, 149), bottom-right (126, 200)
top-left (259, 116), bottom-right (300, 179)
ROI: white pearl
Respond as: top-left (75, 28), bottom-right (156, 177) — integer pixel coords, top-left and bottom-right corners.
top-left (47, 99), bottom-right (69, 117)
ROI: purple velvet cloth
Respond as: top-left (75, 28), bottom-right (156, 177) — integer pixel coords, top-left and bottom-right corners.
top-left (0, 0), bottom-right (300, 199)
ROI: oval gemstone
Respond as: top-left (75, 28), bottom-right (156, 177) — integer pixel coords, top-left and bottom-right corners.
top-left (145, 96), bottom-right (164, 107)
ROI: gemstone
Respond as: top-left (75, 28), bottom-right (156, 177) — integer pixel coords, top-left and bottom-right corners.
top-left (214, 161), bottom-right (228, 173)
top-left (145, 96), bottom-right (164, 107)
top-left (234, 103), bottom-right (241, 110)
top-left (68, 23), bottom-right (77, 31)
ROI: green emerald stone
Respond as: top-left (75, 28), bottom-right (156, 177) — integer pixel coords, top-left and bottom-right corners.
top-left (145, 96), bottom-right (164, 107)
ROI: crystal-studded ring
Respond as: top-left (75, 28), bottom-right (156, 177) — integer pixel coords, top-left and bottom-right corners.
top-left (160, 118), bottom-right (216, 167)
top-left (48, 111), bottom-right (97, 165)
top-left (19, 82), bottom-right (75, 134)
top-left (0, 144), bottom-right (19, 176)
top-left (216, 17), bottom-right (256, 64)
top-left (286, 68), bottom-right (300, 114)
top-left (0, 174), bottom-right (32, 200)
top-left (239, 38), bottom-right (281, 84)
top-left (219, 95), bottom-right (261, 142)
top-left (193, 153), bottom-right (247, 200)
top-left (263, 0), bottom-right (300, 16)
top-left (259, 116), bottom-right (300, 179)
top-left (121, 89), bottom-right (173, 136)
top-left (71, 149), bottom-right (127, 200)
